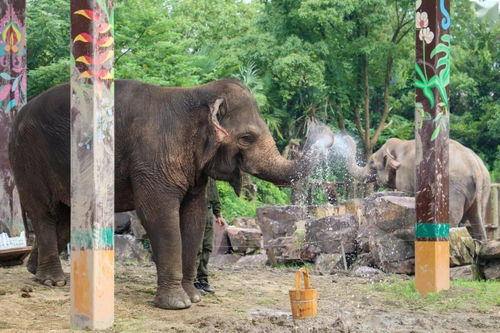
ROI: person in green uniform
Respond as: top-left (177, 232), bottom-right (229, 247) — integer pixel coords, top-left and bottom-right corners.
top-left (194, 177), bottom-right (226, 294)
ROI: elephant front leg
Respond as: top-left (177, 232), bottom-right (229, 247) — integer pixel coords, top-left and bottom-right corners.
top-left (136, 192), bottom-right (191, 310)
top-left (180, 190), bottom-right (207, 304)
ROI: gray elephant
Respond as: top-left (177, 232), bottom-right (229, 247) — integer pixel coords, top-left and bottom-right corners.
top-left (8, 79), bottom-right (334, 310)
top-left (342, 135), bottom-right (491, 240)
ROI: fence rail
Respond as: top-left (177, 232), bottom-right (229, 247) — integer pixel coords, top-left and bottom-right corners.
top-left (486, 183), bottom-right (499, 240)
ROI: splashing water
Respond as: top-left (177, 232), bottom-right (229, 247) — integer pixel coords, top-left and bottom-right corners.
top-left (291, 132), bottom-right (362, 207)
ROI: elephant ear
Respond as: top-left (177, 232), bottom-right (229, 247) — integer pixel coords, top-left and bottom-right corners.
top-left (202, 98), bottom-right (229, 166)
top-left (384, 149), bottom-right (401, 170)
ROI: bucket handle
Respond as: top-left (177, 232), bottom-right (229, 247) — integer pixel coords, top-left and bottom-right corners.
top-left (295, 268), bottom-right (311, 290)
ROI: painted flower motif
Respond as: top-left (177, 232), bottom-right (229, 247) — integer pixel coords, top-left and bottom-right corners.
top-left (416, 11), bottom-right (428, 29)
top-left (419, 27), bottom-right (434, 44)
top-left (416, 0), bottom-right (422, 10)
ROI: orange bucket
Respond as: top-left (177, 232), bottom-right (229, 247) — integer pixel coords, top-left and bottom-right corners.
top-left (289, 268), bottom-right (318, 319)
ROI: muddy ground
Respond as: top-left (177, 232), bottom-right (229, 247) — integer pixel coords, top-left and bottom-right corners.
top-left (1, 260), bottom-right (499, 332)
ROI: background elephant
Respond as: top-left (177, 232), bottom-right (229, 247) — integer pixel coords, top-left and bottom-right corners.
top-left (342, 135), bottom-right (491, 240)
top-left (9, 79), bottom-right (333, 310)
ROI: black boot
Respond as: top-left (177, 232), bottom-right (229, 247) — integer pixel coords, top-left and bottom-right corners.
top-left (199, 280), bottom-right (215, 294)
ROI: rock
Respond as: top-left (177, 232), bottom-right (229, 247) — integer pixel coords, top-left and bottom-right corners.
top-left (449, 227), bottom-right (476, 266)
top-left (301, 214), bottom-right (358, 262)
top-left (363, 195), bottom-right (416, 274)
top-left (234, 254), bottom-right (268, 268)
top-left (479, 240), bottom-right (500, 260)
top-left (351, 253), bottom-right (376, 268)
top-left (208, 254), bottom-right (241, 267)
top-left (307, 205), bottom-right (346, 218)
top-left (129, 211), bottom-right (148, 240)
top-left (212, 223), bottom-right (231, 256)
top-left (232, 217), bottom-right (259, 230)
top-left (226, 226), bottom-right (263, 254)
top-left (350, 266), bottom-right (384, 278)
top-left (314, 253), bottom-right (344, 275)
top-left (257, 205), bottom-right (307, 264)
top-left (482, 261), bottom-right (500, 280)
top-left (256, 205), bottom-right (306, 248)
top-left (115, 212), bottom-right (131, 234)
top-left (450, 265), bottom-right (478, 280)
top-left (267, 235), bottom-right (303, 264)
top-left (114, 234), bottom-right (149, 262)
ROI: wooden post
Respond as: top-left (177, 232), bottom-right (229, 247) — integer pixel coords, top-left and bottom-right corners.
top-left (415, 0), bottom-right (451, 294)
top-left (0, 0), bottom-right (26, 246)
top-left (489, 184), bottom-right (499, 239)
top-left (70, 0), bottom-right (114, 329)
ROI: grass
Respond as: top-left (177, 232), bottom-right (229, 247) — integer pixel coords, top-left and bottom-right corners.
top-left (369, 276), bottom-right (500, 312)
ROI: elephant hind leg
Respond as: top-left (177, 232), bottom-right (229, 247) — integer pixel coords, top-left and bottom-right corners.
top-left (26, 204), bottom-right (70, 278)
top-left (465, 200), bottom-right (487, 241)
top-left (27, 206), bottom-right (67, 287)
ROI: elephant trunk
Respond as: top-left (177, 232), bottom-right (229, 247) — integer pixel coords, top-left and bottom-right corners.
top-left (341, 135), bottom-right (374, 183)
top-left (242, 122), bottom-right (334, 185)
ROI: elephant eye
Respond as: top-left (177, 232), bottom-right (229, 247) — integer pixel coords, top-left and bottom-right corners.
top-left (383, 155), bottom-right (387, 167)
top-left (238, 134), bottom-right (255, 146)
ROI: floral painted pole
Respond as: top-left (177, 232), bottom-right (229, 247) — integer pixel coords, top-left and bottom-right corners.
top-left (70, 0), bottom-right (114, 329)
top-left (415, 0), bottom-right (451, 294)
top-left (0, 0), bottom-right (26, 246)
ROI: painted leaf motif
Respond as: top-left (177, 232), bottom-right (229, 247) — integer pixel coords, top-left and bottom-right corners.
top-left (431, 125), bottom-right (440, 141)
top-left (5, 99), bottom-right (16, 113)
top-left (0, 73), bottom-right (13, 80)
top-left (12, 75), bottom-right (20, 92)
top-left (74, 33), bottom-right (93, 43)
top-left (0, 84), bottom-right (11, 101)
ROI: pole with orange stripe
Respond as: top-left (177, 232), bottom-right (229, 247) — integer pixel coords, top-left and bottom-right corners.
top-left (70, 0), bottom-right (115, 329)
top-left (415, 0), bottom-right (451, 294)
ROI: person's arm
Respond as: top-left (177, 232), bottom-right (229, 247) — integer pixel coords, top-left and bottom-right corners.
top-left (208, 179), bottom-right (226, 226)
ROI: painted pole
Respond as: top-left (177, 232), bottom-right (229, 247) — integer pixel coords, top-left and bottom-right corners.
top-left (0, 0), bottom-right (26, 246)
top-left (70, 0), bottom-right (114, 329)
top-left (415, 0), bottom-right (451, 294)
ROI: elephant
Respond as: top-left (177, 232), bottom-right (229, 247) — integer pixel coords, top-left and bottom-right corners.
top-left (341, 135), bottom-right (491, 240)
top-left (8, 79), bottom-right (333, 310)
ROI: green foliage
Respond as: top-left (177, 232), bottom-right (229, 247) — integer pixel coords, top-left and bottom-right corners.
top-left (26, 0), bottom-right (500, 197)
top-left (217, 179), bottom-right (290, 222)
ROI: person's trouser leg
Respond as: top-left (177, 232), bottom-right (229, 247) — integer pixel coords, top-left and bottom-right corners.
top-left (196, 212), bottom-right (214, 283)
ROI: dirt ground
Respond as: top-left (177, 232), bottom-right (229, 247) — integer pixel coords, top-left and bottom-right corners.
top-left (1, 260), bottom-right (499, 333)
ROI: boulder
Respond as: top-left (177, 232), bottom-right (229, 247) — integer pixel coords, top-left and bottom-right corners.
top-left (208, 254), bottom-right (241, 268)
top-left (482, 262), bottom-right (500, 280)
top-left (115, 212), bottom-right (131, 234)
top-left (301, 214), bottom-right (358, 262)
top-left (212, 223), bottom-right (231, 256)
top-left (234, 254), bottom-right (268, 268)
top-left (307, 205), bottom-right (346, 218)
top-left (226, 226), bottom-right (263, 254)
top-left (363, 195), bottom-right (416, 274)
top-left (267, 235), bottom-right (303, 264)
top-left (449, 227), bottom-right (476, 266)
top-left (350, 266), bottom-right (384, 278)
top-left (232, 217), bottom-right (259, 230)
top-left (114, 234), bottom-right (149, 262)
top-left (479, 240), bottom-right (500, 260)
top-left (314, 253), bottom-right (344, 275)
top-left (450, 265), bottom-right (478, 280)
top-left (129, 211), bottom-right (147, 240)
top-left (478, 240), bottom-right (500, 280)
top-left (256, 205), bottom-right (306, 247)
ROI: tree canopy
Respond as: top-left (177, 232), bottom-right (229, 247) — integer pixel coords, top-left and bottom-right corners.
top-left (26, 0), bottom-right (499, 214)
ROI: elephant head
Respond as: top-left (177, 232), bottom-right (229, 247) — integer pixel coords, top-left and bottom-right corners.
top-left (342, 135), bottom-right (401, 188)
top-left (201, 79), bottom-right (334, 194)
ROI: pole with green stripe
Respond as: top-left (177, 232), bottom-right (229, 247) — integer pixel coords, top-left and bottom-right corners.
top-left (415, 0), bottom-right (451, 294)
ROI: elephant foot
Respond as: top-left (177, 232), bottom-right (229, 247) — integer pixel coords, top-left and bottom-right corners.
top-left (182, 281), bottom-right (202, 303)
top-left (35, 269), bottom-right (66, 287)
top-left (26, 251), bottom-right (38, 275)
top-left (154, 286), bottom-right (191, 310)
